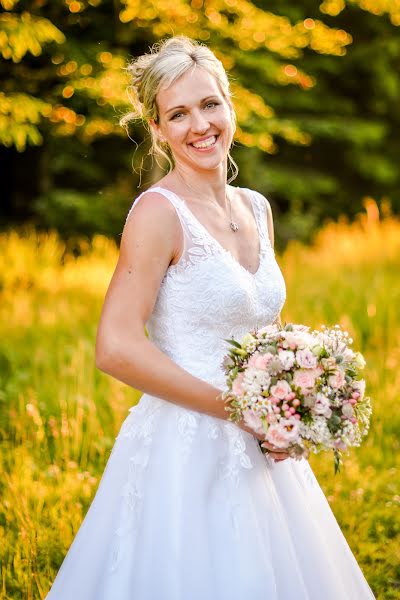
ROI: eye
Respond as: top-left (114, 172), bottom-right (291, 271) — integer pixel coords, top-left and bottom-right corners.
top-left (170, 111), bottom-right (184, 120)
top-left (204, 101), bottom-right (219, 109)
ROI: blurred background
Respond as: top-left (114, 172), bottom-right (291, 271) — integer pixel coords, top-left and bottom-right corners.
top-left (0, 1), bottom-right (399, 598)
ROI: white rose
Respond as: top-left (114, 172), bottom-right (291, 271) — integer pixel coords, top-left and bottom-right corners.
top-left (278, 349), bottom-right (295, 370)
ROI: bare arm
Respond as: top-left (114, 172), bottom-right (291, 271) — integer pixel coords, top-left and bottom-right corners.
top-left (95, 192), bottom-right (230, 421)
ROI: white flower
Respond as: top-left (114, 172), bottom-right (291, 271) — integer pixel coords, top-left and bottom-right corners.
top-left (354, 352), bottom-right (366, 369)
top-left (243, 368), bottom-right (270, 396)
top-left (241, 333), bottom-right (256, 348)
top-left (313, 393), bottom-right (332, 418)
top-left (278, 349), bottom-right (295, 370)
top-left (296, 347), bottom-right (318, 369)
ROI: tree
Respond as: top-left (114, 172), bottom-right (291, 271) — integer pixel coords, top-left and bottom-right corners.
top-left (0, 0), bottom-right (399, 245)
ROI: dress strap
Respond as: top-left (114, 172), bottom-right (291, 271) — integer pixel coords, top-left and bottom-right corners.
top-left (246, 189), bottom-right (273, 252)
top-left (124, 186), bottom-right (201, 269)
top-left (125, 186), bottom-right (186, 225)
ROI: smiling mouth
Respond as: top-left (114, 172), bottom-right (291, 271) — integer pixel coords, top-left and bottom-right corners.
top-left (190, 135), bottom-right (219, 149)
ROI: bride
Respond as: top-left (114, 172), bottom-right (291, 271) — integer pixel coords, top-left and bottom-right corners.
top-left (46, 35), bottom-right (375, 599)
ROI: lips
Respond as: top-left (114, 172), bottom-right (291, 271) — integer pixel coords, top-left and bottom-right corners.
top-left (189, 135), bottom-right (219, 150)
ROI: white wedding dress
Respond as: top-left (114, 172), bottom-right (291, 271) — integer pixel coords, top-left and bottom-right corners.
top-left (46, 186), bottom-right (375, 599)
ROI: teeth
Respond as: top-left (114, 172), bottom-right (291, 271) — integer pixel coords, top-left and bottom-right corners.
top-left (192, 135), bottom-right (217, 149)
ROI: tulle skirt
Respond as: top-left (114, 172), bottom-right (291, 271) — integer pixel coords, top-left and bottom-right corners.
top-left (46, 394), bottom-right (375, 599)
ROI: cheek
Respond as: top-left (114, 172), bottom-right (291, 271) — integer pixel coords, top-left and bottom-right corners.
top-left (165, 124), bottom-right (187, 146)
top-left (218, 108), bottom-right (235, 137)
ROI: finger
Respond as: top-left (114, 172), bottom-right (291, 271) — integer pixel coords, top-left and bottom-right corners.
top-left (269, 453), bottom-right (289, 461)
top-left (262, 443), bottom-right (286, 453)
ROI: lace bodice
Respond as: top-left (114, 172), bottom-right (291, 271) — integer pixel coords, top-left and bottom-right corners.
top-left (126, 185), bottom-right (286, 390)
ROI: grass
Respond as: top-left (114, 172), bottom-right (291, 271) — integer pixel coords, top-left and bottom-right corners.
top-left (0, 203), bottom-right (399, 598)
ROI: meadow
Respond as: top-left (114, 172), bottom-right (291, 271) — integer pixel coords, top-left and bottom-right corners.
top-left (0, 201), bottom-right (399, 599)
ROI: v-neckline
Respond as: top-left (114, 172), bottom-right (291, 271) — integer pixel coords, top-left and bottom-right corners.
top-left (153, 186), bottom-right (264, 277)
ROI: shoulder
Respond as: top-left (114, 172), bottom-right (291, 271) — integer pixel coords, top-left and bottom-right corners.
top-left (121, 188), bottom-right (182, 262)
top-left (248, 188), bottom-right (273, 216)
top-left (125, 188), bottom-right (180, 227)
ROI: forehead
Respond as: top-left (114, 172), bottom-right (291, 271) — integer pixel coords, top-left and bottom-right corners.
top-left (157, 67), bottom-right (223, 112)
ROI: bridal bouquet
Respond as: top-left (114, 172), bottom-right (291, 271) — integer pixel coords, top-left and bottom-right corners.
top-left (221, 323), bottom-right (372, 473)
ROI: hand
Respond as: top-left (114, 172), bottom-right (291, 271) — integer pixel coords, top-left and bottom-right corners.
top-left (237, 419), bottom-right (290, 462)
top-left (260, 440), bottom-right (290, 462)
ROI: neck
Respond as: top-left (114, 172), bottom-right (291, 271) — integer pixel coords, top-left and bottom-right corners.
top-left (171, 164), bottom-right (229, 209)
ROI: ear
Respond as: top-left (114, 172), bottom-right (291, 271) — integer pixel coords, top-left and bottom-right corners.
top-left (148, 118), bottom-right (165, 143)
top-left (148, 118), bottom-right (158, 134)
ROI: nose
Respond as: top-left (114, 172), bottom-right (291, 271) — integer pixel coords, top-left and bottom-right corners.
top-left (190, 108), bottom-right (209, 134)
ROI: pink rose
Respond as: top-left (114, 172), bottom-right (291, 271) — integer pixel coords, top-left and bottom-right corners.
top-left (266, 418), bottom-right (299, 449)
top-left (232, 372), bottom-right (245, 396)
top-left (243, 409), bottom-right (265, 435)
top-left (265, 425), bottom-right (288, 449)
top-left (296, 347), bottom-right (318, 369)
top-left (293, 369), bottom-right (318, 394)
top-left (255, 353), bottom-right (274, 370)
top-left (328, 369), bottom-right (346, 389)
top-left (270, 379), bottom-right (291, 399)
top-left (247, 352), bottom-right (274, 370)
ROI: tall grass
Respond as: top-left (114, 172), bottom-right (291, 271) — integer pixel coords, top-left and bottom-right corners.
top-left (0, 204), bottom-right (399, 599)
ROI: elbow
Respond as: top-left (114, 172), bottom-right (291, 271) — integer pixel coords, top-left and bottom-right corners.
top-left (95, 330), bottom-right (146, 374)
top-left (95, 332), bottom-right (120, 374)
top-left (95, 344), bottom-right (115, 374)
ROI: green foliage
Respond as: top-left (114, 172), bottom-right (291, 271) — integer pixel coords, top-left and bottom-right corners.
top-left (0, 11), bottom-right (65, 62)
top-left (0, 92), bottom-right (52, 151)
top-left (0, 0), bottom-right (400, 242)
top-left (34, 187), bottom-right (131, 238)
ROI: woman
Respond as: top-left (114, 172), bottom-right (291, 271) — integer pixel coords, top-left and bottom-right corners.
top-left (46, 36), bottom-right (375, 599)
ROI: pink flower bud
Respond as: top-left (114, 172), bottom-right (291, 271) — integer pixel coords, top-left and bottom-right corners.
top-left (292, 399), bottom-right (300, 407)
top-left (352, 391), bottom-right (360, 399)
top-left (284, 410), bottom-right (291, 418)
top-left (287, 392), bottom-right (296, 400)
top-left (289, 407), bottom-right (296, 414)
top-left (282, 403), bottom-right (289, 411)
top-left (294, 414), bottom-right (301, 420)
top-left (273, 406), bottom-right (280, 414)
top-left (349, 398), bottom-right (357, 405)
top-left (350, 417), bottom-right (357, 424)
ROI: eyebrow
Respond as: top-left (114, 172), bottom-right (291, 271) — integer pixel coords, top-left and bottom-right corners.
top-left (165, 96), bottom-right (219, 115)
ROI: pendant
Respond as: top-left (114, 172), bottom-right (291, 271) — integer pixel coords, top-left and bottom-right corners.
top-left (230, 221), bottom-right (239, 232)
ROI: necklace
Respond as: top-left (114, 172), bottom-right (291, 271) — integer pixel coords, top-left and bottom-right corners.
top-left (175, 172), bottom-right (240, 232)
top-left (228, 191), bottom-right (239, 232)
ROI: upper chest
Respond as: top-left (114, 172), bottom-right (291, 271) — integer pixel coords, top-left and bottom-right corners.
top-left (178, 188), bottom-right (263, 274)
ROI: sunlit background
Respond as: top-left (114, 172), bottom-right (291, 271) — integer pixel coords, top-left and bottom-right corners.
top-left (0, 1), bottom-right (399, 598)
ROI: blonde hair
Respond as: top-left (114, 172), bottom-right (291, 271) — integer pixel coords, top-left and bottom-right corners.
top-left (120, 35), bottom-right (238, 182)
